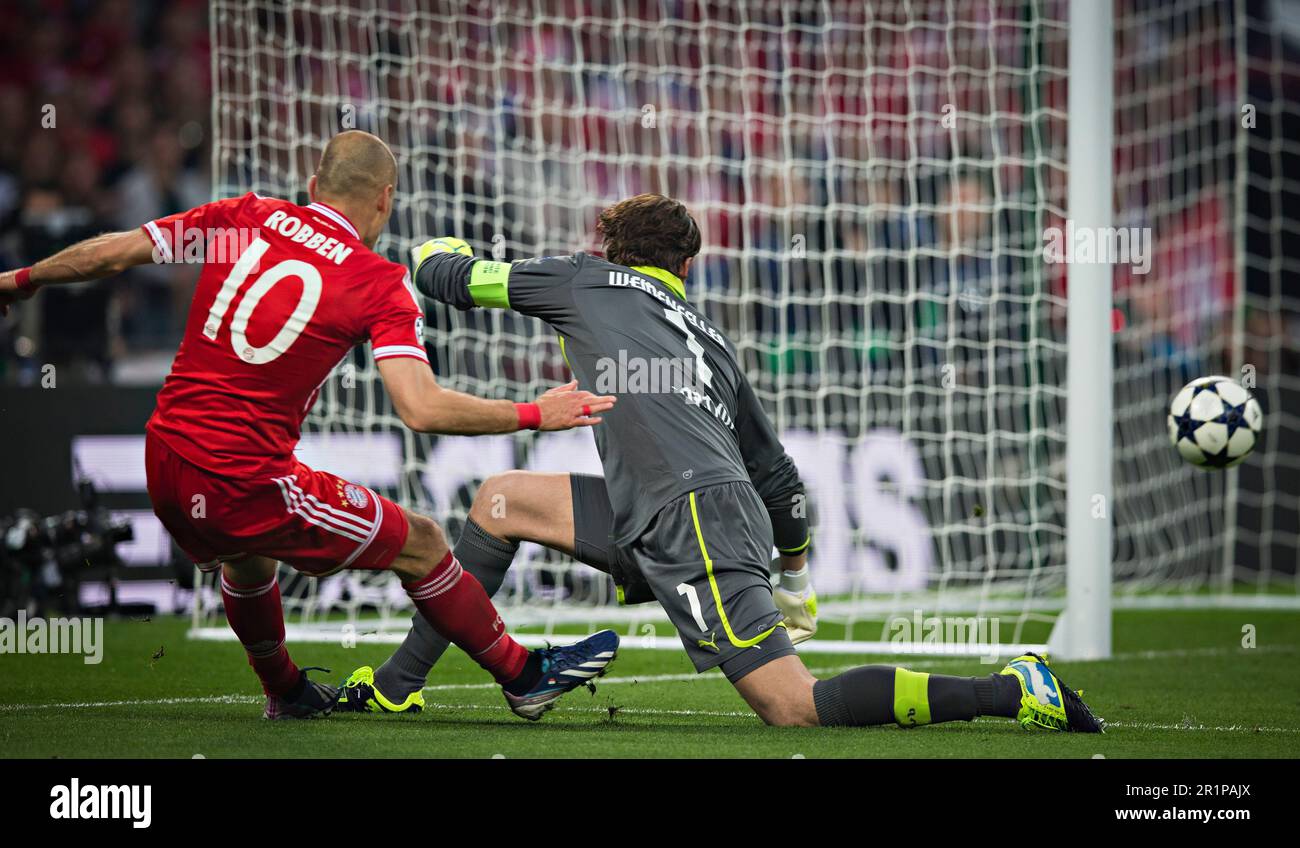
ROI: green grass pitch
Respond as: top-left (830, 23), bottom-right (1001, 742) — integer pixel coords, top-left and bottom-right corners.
top-left (3, 609), bottom-right (1298, 758)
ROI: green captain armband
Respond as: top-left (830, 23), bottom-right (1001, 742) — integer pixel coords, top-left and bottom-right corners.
top-left (467, 260), bottom-right (512, 308)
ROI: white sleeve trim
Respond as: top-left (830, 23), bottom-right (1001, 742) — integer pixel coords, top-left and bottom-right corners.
top-left (373, 344), bottom-right (429, 362)
top-left (399, 270), bottom-right (421, 307)
top-left (143, 220), bottom-right (173, 263)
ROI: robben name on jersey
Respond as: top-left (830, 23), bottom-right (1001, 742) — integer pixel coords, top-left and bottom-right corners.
top-left (144, 193), bottom-right (428, 478)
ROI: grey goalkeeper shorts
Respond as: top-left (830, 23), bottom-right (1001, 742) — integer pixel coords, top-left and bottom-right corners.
top-left (569, 475), bottom-right (795, 682)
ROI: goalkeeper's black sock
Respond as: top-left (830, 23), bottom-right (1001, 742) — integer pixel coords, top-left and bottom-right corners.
top-left (373, 519), bottom-right (518, 699)
top-left (812, 666), bottom-right (1021, 727)
top-left (978, 672), bottom-right (1023, 718)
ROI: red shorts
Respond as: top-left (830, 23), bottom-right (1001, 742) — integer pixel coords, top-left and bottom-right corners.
top-left (145, 434), bottom-right (409, 576)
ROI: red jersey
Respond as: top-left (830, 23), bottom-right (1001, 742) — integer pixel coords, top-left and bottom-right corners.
top-left (143, 193), bottom-right (428, 478)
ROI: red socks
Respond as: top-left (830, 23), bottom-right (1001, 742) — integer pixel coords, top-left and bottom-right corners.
top-left (403, 551), bottom-right (529, 684)
top-left (220, 573), bottom-right (301, 697)
top-left (221, 553), bottom-right (529, 696)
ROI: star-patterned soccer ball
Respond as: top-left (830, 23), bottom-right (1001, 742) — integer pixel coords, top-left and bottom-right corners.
top-left (1167, 376), bottom-right (1262, 469)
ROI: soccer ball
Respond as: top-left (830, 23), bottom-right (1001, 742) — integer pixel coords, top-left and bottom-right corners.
top-left (1167, 376), bottom-right (1262, 469)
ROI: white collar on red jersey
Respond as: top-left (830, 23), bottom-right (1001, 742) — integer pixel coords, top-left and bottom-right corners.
top-left (307, 201), bottom-right (360, 240)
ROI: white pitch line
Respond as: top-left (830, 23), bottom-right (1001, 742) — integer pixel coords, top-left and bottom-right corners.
top-left (1106, 720), bottom-right (1300, 735)
top-left (408, 653), bottom-right (1101, 695)
top-left (3, 644), bottom-right (1296, 729)
top-left (7, 689), bottom-right (1294, 736)
top-left (420, 701), bottom-right (757, 720)
top-left (0, 670), bottom-right (743, 712)
top-left (416, 704), bottom-right (1300, 733)
top-left (413, 663), bottom-right (881, 694)
top-left (1101, 644), bottom-right (1298, 662)
top-left (0, 694), bottom-right (263, 712)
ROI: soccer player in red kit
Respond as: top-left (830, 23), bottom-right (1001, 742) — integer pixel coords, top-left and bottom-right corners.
top-left (0, 131), bottom-right (620, 720)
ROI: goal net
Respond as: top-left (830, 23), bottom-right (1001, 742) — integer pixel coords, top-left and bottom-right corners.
top-left (195, 0), bottom-right (1298, 654)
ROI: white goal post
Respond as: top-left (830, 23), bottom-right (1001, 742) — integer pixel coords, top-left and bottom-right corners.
top-left (1053, 0), bottom-right (1113, 659)
top-left (194, 0), bottom-right (1298, 659)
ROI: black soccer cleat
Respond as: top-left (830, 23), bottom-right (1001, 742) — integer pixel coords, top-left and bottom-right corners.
top-left (263, 666), bottom-right (340, 720)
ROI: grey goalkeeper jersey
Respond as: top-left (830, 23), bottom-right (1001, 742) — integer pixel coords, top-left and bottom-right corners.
top-left (416, 251), bottom-right (808, 549)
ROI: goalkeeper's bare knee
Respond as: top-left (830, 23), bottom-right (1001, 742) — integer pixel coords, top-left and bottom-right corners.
top-left (468, 470), bottom-right (562, 545)
top-left (732, 654), bottom-right (819, 727)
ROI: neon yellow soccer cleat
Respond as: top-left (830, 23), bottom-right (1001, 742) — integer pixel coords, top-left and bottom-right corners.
top-left (336, 666), bottom-right (425, 714)
top-left (999, 652), bottom-right (1105, 733)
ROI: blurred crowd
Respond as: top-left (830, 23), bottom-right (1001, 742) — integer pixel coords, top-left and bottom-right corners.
top-left (0, 0), bottom-right (1294, 397)
top-left (0, 0), bottom-right (210, 382)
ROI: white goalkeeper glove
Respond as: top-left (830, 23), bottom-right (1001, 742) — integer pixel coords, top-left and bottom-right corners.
top-left (411, 236), bottom-right (474, 272)
top-left (773, 565), bottom-right (818, 645)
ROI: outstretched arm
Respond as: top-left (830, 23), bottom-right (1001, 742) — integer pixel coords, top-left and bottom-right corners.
top-left (0, 229), bottom-right (157, 314)
top-left (371, 240), bottom-right (611, 435)
top-left (377, 358), bottom-right (614, 435)
top-left (410, 238), bottom-right (579, 323)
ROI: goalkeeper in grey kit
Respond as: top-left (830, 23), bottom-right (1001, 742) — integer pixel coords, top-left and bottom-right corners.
top-left (338, 194), bottom-right (1103, 731)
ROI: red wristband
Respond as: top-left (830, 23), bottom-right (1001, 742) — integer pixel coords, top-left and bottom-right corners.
top-left (14, 267), bottom-right (35, 292)
top-left (514, 402), bottom-right (542, 430)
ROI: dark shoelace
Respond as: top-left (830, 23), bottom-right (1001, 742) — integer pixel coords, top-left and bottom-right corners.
top-left (539, 637), bottom-right (603, 672)
top-left (297, 666), bottom-right (338, 705)
top-left (1060, 684), bottom-right (1106, 731)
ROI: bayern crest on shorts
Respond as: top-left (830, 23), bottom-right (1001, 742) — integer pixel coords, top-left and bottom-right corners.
top-left (342, 484), bottom-right (370, 509)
